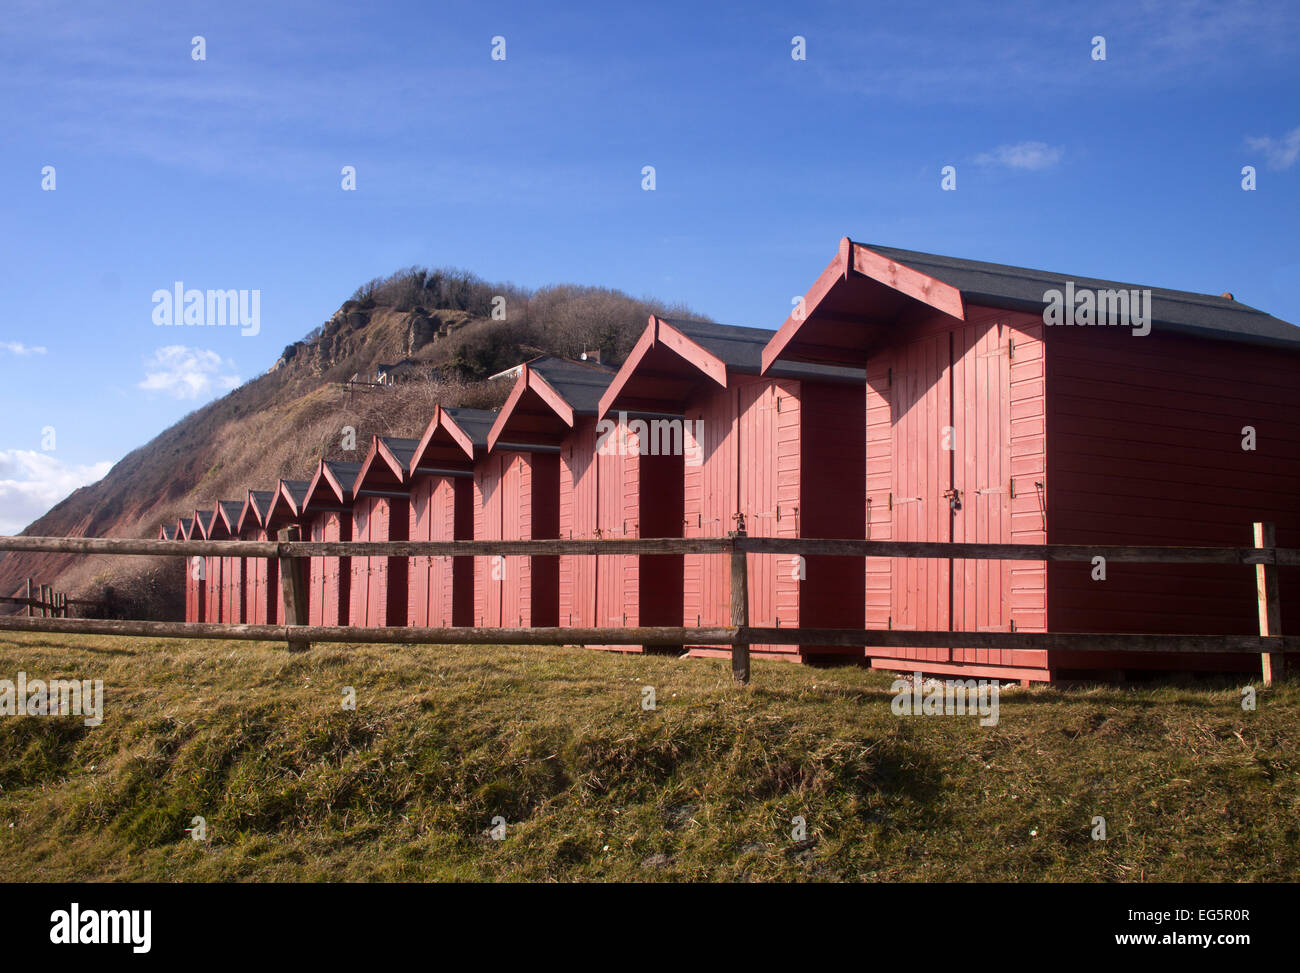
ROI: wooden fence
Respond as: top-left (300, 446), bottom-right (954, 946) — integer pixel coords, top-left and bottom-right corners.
top-left (0, 578), bottom-right (72, 617)
top-left (0, 524), bottom-right (1293, 685)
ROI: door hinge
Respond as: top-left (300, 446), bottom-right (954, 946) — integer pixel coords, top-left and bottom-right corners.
top-left (1009, 478), bottom-right (1016, 499)
top-left (1008, 338), bottom-right (1015, 360)
top-left (775, 395), bottom-right (781, 413)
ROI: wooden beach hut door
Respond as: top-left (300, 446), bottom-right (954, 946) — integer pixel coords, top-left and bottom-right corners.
top-left (949, 319), bottom-right (1014, 646)
top-left (890, 321), bottom-right (1012, 651)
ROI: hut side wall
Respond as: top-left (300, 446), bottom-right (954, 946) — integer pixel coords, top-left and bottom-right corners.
top-left (1044, 324), bottom-right (1300, 673)
top-left (798, 380), bottom-right (867, 658)
top-left (636, 428), bottom-right (685, 629)
top-left (452, 477), bottom-right (474, 626)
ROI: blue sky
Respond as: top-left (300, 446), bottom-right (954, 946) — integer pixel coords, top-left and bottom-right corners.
top-left (1, 0), bottom-right (1297, 533)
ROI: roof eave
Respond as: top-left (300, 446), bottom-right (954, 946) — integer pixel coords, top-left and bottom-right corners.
top-left (598, 315), bottom-right (728, 419)
top-left (762, 237), bottom-right (966, 370)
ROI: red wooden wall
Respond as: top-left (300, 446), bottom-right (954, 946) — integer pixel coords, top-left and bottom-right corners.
top-left (349, 496), bottom-right (409, 627)
top-left (1043, 324), bottom-right (1300, 674)
top-left (240, 522), bottom-right (274, 625)
top-left (861, 306), bottom-right (1048, 681)
top-left (474, 450), bottom-right (560, 627)
top-left (559, 416), bottom-right (685, 649)
top-left (408, 475), bottom-right (473, 627)
top-left (682, 374), bottom-right (864, 661)
top-left (309, 511), bottom-right (351, 626)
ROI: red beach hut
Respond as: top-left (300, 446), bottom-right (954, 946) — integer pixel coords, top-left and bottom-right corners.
top-left (489, 356), bottom-right (684, 649)
top-left (407, 406), bottom-right (498, 628)
top-left (263, 479), bottom-right (312, 624)
top-left (350, 438), bottom-right (419, 627)
top-left (299, 462), bottom-right (359, 626)
top-left (598, 316), bottom-right (867, 662)
top-left (236, 489), bottom-right (278, 625)
top-left (762, 237), bottom-right (1300, 681)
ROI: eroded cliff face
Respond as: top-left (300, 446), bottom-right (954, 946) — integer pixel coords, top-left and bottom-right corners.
top-left (1, 274), bottom-right (691, 616)
top-left (0, 300), bottom-right (482, 612)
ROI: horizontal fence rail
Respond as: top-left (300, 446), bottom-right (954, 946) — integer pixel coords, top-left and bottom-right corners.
top-left (0, 616), bottom-right (730, 647)
top-left (0, 615), bottom-right (1292, 655)
top-left (0, 527), bottom-right (1294, 685)
top-left (1, 534), bottom-right (1293, 564)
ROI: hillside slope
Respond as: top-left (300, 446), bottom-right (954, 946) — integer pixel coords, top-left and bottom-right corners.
top-left (0, 270), bottom-right (699, 615)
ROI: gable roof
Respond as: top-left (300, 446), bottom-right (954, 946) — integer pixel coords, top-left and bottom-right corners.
top-left (237, 489), bottom-right (278, 534)
top-left (303, 459), bottom-right (362, 511)
top-left (409, 406), bottom-right (498, 475)
top-left (599, 314), bottom-right (864, 417)
top-left (207, 502), bottom-right (244, 538)
top-left (158, 524), bottom-right (176, 540)
top-left (192, 510), bottom-right (213, 539)
top-left (178, 517), bottom-right (194, 539)
top-left (355, 436), bottom-right (420, 491)
top-left (488, 356), bottom-right (617, 449)
top-left (763, 237), bottom-right (1300, 368)
top-left (263, 479), bottom-right (311, 530)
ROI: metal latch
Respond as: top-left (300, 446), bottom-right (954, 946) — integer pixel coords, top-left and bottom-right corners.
top-left (943, 487), bottom-right (962, 510)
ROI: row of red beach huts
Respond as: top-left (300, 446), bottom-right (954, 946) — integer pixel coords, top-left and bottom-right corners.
top-left (159, 238), bottom-right (1300, 682)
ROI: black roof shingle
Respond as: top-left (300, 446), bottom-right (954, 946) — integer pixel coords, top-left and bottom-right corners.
top-left (863, 243), bottom-right (1300, 349)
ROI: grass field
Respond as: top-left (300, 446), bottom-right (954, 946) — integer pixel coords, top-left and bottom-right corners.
top-left (0, 631), bottom-right (1295, 882)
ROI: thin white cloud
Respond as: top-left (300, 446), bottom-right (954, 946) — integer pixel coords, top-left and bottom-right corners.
top-left (0, 450), bottom-right (111, 534)
top-left (816, 1), bottom-right (1300, 104)
top-left (1, 341), bottom-right (47, 355)
top-left (138, 345), bottom-right (240, 400)
top-left (975, 141), bottom-right (1064, 171)
top-left (1246, 126), bottom-right (1300, 171)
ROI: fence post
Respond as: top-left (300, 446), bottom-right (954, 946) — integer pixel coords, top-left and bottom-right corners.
top-left (1254, 522), bottom-right (1283, 686)
top-left (25, 578), bottom-right (32, 618)
top-left (41, 585), bottom-right (51, 618)
top-left (729, 519), bottom-right (750, 686)
top-left (278, 526), bottom-right (310, 652)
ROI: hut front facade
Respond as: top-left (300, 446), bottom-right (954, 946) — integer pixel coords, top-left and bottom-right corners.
top-left (487, 356), bottom-right (678, 648)
top-left (192, 509), bottom-right (219, 623)
top-left (599, 316), bottom-right (867, 662)
top-left (351, 438), bottom-right (418, 627)
top-left (300, 463), bottom-right (357, 627)
top-left (475, 378), bottom-right (561, 629)
top-left (178, 517), bottom-right (202, 622)
top-left (260, 479), bottom-right (311, 623)
top-left (407, 406), bottom-right (497, 628)
top-left (763, 237), bottom-right (1300, 681)
top-left (236, 490), bottom-right (278, 625)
